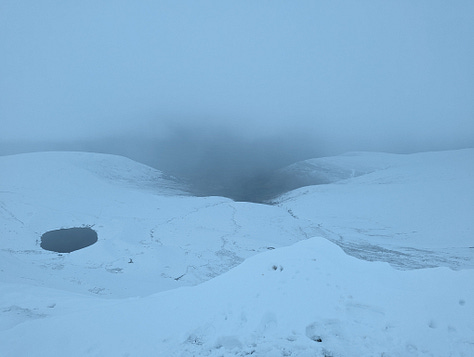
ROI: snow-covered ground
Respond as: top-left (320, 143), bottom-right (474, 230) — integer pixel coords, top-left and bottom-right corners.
top-left (0, 149), bottom-right (473, 356)
top-left (273, 150), bottom-right (474, 270)
top-left (0, 152), bottom-right (311, 298)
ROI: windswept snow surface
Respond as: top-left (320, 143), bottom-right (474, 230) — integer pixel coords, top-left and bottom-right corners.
top-left (1, 149), bottom-right (473, 356)
top-left (0, 152), bottom-right (308, 297)
top-left (273, 149), bottom-right (474, 270)
top-left (1, 238), bottom-right (473, 356)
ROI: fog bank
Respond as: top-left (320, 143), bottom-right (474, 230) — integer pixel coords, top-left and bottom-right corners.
top-left (1, 1), bottom-right (473, 200)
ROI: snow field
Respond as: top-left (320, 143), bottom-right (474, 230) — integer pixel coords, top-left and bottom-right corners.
top-left (1, 238), bottom-right (472, 356)
top-left (1, 149), bottom-right (473, 356)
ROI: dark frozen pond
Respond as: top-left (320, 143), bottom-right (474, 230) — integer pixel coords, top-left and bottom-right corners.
top-left (40, 227), bottom-right (98, 253)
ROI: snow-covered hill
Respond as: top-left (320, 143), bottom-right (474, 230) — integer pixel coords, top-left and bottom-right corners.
top-left (262, 151), bottom-right (391, 199)
top-left (273, 149), bottom-right (474, 270)
top-left (0, 151), bottom-right (314, 297)
top-left (2, 237), bottom-right (473, 356)
top-left (1, 149), bottom-right (473, 356)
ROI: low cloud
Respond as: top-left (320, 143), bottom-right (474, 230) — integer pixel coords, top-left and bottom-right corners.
top-left (1, 1), bottom-right (473, 200)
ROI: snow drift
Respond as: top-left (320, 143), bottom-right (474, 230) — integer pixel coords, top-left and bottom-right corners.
top-left (1, 238), bottom-right (472, 356)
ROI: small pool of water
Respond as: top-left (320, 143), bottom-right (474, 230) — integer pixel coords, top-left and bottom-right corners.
top-left (40, 227), bottom-right (98, 253)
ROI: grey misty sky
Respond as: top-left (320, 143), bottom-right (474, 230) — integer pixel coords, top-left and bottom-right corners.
top-left (1, 0), bottom-right (473, 153)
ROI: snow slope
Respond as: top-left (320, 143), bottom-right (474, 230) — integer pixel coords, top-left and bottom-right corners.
top-left (1, 149), bottom-right (473, 356)
top-left (263, 151), bottom-right (389, 198)
top-left (1, 238), bottom-right (472, 356)
top-left (0, 151), bottom-right (313, 297)
top-left (273, 149), bottom-right (474, 269)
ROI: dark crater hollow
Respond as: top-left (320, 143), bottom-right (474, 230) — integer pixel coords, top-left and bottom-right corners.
top-left (40, 227), bottom-right (98, 253)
